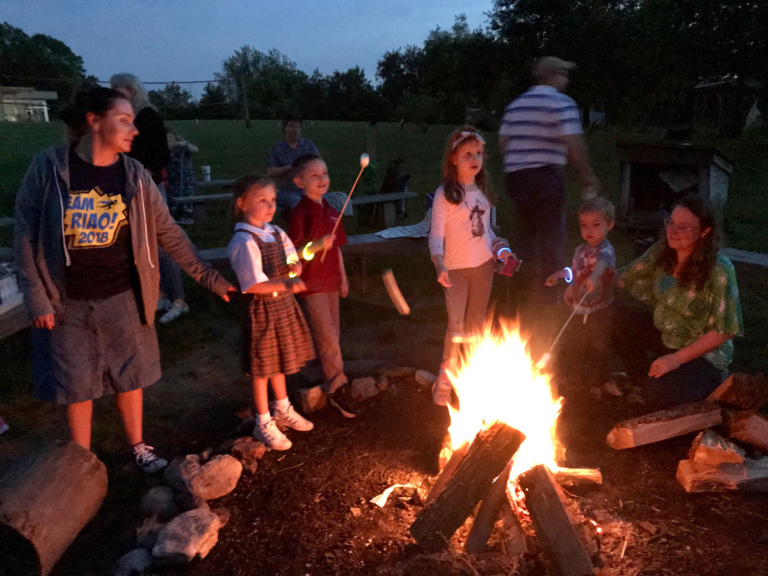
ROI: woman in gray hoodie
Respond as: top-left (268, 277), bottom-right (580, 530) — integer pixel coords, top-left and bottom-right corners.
top-left (14, 87), bottom-right (234, 472)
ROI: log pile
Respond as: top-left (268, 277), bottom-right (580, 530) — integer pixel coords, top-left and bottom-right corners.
top-left (410, 422), bottom-right (601, 574)
top-left (605, 373), bottom-right (768, 493)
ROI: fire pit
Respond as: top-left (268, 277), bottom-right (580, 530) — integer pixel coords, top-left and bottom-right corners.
top-left (409, 323), bottom-right (602, 575)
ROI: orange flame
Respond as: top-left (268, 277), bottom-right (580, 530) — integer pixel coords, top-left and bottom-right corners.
top-left (446, 321), bottom-right (563, 479)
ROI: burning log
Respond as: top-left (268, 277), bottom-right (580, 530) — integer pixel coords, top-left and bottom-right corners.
top-left (499, 499), bottom-right (528, 556)
top-left (606, 401), bottom-right (722, 450)
top-left (426, 441), bottom-right (469, 505)
top-left (726, 411), bottom-right (768, 454)
top-left (517, 465), bottom-right (594, 576)
top-left (707, 373), bottom-right (768, 411)
top-left (553, 468), bottom-right (603, 487)
top-left (410, 421), bottom-right (525, 552)
top-left (464, 463), bottom-right (512, 554)
top-left (0, 441), bottom-right (108, 576)
top-left (676, 456), bottom-right (768, 492)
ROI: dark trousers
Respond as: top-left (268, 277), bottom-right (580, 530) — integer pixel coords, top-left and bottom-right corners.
top-left (504, 166), bottom-right (567, 293)
top-left (612, 303), bottom-right (723, 410)
top-left (560, 305), bottom-right (614, 383)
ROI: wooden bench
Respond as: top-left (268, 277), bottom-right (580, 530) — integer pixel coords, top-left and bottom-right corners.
top-left (199, 232), bottom-right (427, 293)
top-left (173, 186), bottom-right (417, 228)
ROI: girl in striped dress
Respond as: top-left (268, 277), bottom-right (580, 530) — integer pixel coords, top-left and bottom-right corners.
top-left (228, 176), bottom-right (315, 450)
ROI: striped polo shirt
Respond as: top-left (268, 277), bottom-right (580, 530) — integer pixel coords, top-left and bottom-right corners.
top-left (499, 85), bottom-right (582, 173)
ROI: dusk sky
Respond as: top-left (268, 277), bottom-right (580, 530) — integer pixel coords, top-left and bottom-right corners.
top-left (4, 0), bottom-right (490, 97)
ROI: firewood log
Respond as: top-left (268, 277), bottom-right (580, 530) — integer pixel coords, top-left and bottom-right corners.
top-left (0, 441), bottom-right (108, 576)
top-left (676, 457), bottom-right (768, 493)
top-left (465, 463), bottom-right (512, 554)
top-left (553, 468), bottom-right (603, 486)
top-left (707, 373), bottom-right (768, 411)
top-left (606, 401), bottom-right (722, 449)
top-left (410, 422), bottom-right (525, 552)
top-left (518, 465), bottom-right (594, 576)
top-left (726, 411), bottom-right (768, 454)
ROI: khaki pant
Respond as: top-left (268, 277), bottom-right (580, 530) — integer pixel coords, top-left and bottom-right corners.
top-left (300, 292), bottom-right (347, 393)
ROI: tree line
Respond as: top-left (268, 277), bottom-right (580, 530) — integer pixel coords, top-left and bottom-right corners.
top-left (3, 1), bottom-right (766, 133)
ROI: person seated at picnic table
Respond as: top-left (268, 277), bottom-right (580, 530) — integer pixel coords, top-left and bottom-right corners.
top-left (14, 87), bottom-right (234, 472)
top-left (266, 114), bottom-right (319, 211)
top-left (612, 195), bottom-right (743, 410)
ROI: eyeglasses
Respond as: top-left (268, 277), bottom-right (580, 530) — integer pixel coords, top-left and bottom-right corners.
top-left (664, 218), bottom-right (698, 235)
top-left (451, 131), bottom-right (485, 151)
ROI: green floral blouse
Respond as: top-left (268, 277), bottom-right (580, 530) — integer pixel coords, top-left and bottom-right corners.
top-left (621, 241), bottom-right (743, 372)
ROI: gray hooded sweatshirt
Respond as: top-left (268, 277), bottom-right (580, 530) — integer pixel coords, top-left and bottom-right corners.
top-left (14, 145), bottom-right (231, 324)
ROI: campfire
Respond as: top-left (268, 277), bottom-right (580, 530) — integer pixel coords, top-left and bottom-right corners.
top-left (410, 322), bottom-right (601, 575)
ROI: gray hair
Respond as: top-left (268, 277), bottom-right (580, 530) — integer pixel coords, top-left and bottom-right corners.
top-left (109, 73), bottom-right (155, 112)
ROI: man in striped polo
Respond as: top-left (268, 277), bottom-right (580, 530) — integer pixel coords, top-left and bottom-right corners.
top-left (499, 56), bottom-right (599, 301)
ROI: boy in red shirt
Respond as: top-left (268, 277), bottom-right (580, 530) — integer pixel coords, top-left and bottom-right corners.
top-left (288, 154), bottom-right (358, 418)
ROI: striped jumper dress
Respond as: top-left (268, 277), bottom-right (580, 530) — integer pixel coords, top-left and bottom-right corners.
top-left (239, 230), bottom-right (314, 378)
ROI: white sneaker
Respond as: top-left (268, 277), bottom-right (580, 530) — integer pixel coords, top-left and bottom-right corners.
top-left (156, 298), bottom-right (172, 312)
top-left (272, 403), bottom-right (314, 432)
top-left (253, 417), bottom-right (292, 450)
top-left (159, 302), bottom-right (189, 324)
top-left (132, 443), bottom-right (168, 474)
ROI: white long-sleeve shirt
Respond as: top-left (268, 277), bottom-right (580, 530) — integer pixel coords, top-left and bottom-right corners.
top-left (428, 185), bottom-right (496, 270)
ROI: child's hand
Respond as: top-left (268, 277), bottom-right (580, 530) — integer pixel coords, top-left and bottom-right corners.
top-left (320, 234), bottom-right (335, 251)
top-left (340, 276), bottom-right (349, 298)
top-left (32, 314), bottom-right (55, 330)
top-left (285, 278), bottom-right (307, 293)
top-left (436, 265), bottom-right (452, 287)
top-left (288, 260), bottom-right (303, 277)
top-left (585, 278), bottom-right (596, 293)
top-left (648, 353), bottom-right (682, 378)
top-left (545, 273), bottom-right (559, 287)
top-left (221, 286), bottom-right (238, 302)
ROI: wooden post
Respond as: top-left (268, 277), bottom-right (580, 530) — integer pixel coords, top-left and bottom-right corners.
top-left (241, 76), bottom-right (250, 129)
top-left (410, 422), bottom-right (525, 552)
top-left (606, 401), bottom-right (722, 449)
top-left (518, 465), bottom-right (594, 576)
top-left (0, 441), bottom-right (108, 575)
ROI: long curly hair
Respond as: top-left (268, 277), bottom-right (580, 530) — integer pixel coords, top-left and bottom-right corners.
top-left (657, 195), bottom-right (720, 291)
top-left (441, 125), bottom-right (495, 205)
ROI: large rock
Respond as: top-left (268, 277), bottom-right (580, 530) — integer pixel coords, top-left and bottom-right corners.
top-left (152, 509), bottom-right (222, 564)
top-left (351, 377), bottom-right (379, 400)
top-left (188, 455), bottom-right (242, 500)
top-left (115, 548), bottom-right (152, 576)
top-left (141, 485), bottom-right (177, 521)
top-left (231, 437), bottom-right (266, 474)
top-left (297, 385), bottom-right (327, 413)
top-left (414, 370), bottom-right (437, 386)
top-left (163, 455), bottom-right (202, 492)
top-left (174, 490), bottom-right (210, 513)
top-left (136, 516), bottom-right (165, 549)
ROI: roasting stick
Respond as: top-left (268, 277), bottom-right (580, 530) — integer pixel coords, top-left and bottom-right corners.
top-left (382, 269), bottom-right (410, 314)
top-left (536, 289), bottom-right (590, 370)
top-left (320, 153), bottom-right (370, 263)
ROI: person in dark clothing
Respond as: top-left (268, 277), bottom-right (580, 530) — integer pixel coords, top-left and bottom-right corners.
top-left (110, 73), bottom-right (189, 322)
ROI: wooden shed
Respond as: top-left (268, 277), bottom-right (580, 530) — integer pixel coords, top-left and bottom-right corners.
top-left (617, 142), bottom-right (734, 227)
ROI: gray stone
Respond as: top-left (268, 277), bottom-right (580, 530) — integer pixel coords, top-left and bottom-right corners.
top-left (231, 437), bottom-right (265, 475)
top-left (174, 490), bottom-right (210, 513)
top-left (188, 455), bottom-right (242, 500)
top-left (376, 376), bottom-right (389, 391)
top-left (379, 366), bottom-right (416, 378)
top-left (141, 486), bottom-right (177, 521)
top-left (414, 370), bottom-right (437, 386)
top-left (163, 454), bottom-right (202, 492)
top-left (137, 516), bottom-right (165, 549)
top-left (152, 509), bottom-right (222, 564)
top-left (212, 507), bottom-right (231, 527)
top-left (351, 377), bottom-right (379, 400)
top-left (115, 547), bottom-right (152, 576)
top-left (297, 385), bottom-right (327, 413)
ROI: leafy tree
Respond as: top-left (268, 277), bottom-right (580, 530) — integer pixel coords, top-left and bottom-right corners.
top-left (149, 82), bottom-right (196, 120)
top-left (199, 82), bottom-right (230, 119)
top-left (0, 22), bottom-right (87, 108)
top-left (326, 66), bottom-right (378, 121)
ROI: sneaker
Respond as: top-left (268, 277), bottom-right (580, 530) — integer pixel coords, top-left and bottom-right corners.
top-left (159, 302), bottom-right (189, 324)
top-left (432, 372), bottom-right (453, 407)
top-left (273, 403), bottom-right (315, 431)
top-left (327, 385), bottom-right (359, 419)
top-left (133, 443), bottom-right (168, 474)
top-left (0, 417), bottom-right (9, 435)
top-left (253, 417), bottom-right (292, 450)
top-left (176, 217), bottom-right (194, 226)
top-left (156, 297), bottom-right (172, 312)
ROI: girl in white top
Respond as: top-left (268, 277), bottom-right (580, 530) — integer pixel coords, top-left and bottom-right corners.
top-left (429, 126), bottom-right (514, 406)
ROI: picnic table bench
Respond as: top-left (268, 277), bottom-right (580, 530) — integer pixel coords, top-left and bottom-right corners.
top-left (173, 180), bottom-right (416, 229)
top-left (199, 232), bottom-right (427, 293)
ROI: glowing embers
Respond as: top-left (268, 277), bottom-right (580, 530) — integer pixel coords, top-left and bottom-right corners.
top-left (444, 320), bottom-right (564, 481)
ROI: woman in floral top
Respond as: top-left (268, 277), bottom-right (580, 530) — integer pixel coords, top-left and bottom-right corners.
top-left (615, 195), bottom-right (743, 409)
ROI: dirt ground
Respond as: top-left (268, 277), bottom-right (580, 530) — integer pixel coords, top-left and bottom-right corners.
top-left (2, 263), bottom-right (768, 576)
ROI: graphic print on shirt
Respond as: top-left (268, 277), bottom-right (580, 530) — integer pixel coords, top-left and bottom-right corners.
top-left (63, 187), bottom-right (128, 249)
top-left (467, 200), bottom-right (486, 238)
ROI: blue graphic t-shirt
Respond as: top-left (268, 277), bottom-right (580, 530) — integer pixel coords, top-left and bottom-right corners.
top-left (64, 150), bottom-right (136, 300)
top-left (571, 239), bottom-right (616, 314)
